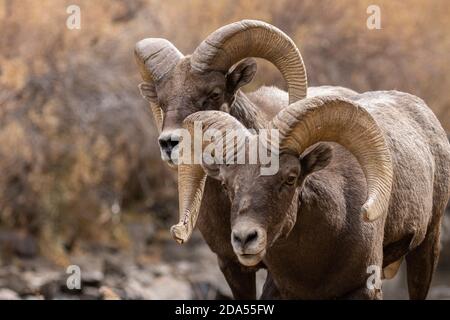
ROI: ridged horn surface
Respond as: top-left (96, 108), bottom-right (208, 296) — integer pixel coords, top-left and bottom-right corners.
top-left (171, 111), bottom-right (250, 243)
top-left (191, 20), bottom-right (307, 104)
top-left (134, 38), bottom-right (183, 132)
top-left (270, 96), bottom-right (393, 221)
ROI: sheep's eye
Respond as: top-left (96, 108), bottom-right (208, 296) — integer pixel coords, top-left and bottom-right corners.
top-left (285, 175), bottom-right (297, 186)
top-left (209, 89), bottom-right (222, 100)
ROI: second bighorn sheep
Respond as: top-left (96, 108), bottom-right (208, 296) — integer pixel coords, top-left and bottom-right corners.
top-left (176, 90), bottom-right (450, 299)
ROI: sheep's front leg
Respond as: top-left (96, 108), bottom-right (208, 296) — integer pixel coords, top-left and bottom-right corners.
top-left (218, 257), bottom-right (256, 299)
top-left (260, 272), bottom-right (282, 299)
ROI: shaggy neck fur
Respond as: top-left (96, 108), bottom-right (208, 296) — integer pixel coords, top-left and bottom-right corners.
top-left (230, 90), bottom-right (266, 131)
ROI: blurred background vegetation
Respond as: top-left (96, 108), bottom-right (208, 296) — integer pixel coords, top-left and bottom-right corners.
top-left (0, 0), bottom-right (449, 299)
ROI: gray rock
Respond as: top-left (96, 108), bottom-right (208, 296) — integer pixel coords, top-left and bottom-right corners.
top-left (0, 288), bottom-right (20, 300)
top-left (151, 264), bottom-right (171, 277)
top-left (82, 270), bottom-right (104, 287)
top-left (428, 285), bottom-right (450, 300)
top-left (80, 286), bottom-right (101, 300)
top-left (123, 275), bottom-right (192, 300)
top-left (22, 270), bottom-right (60, 293)
top-left (103, 256), bottom-right (127, 278)
top-left (40, 278), bottom-right (66, 299)
top-left (23, 295), bottom-right (45, 300)
top-left (145, 276), bottom-right (192, 300)
top-left (123, 278), bottom-right (153, 300)
top-left (127, 267), bottom-right (154, 286)
top-left (0, 269), bottom-right (32, 295)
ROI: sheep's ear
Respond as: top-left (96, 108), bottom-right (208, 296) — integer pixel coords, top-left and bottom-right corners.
top-left (300, 143), bottom-right (332, 178)
top-left (138, 82), bottom-right (158, 104)
top-left (226, 58), bottom-right (257, 93)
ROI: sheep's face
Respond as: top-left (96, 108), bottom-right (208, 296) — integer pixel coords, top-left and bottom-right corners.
top-left (204, 144), bottom-right (332, 267)
top-left (146, 57), bottom-right (257, 164)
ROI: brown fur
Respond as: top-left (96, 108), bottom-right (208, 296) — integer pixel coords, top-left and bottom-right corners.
top-left (148, 53), bottom-right (449, 299)
top-left (204, 91), bottom-right (450, 299)
top-left (152, 57), bottom-right (284, 298)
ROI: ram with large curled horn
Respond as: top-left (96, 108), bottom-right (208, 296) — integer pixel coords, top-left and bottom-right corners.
top-left (176, 87), bottom-right (450, 299)
top-left (135, 19), bottom-right (323, 299)
top-left (135, 20), bottom-right (450, 299)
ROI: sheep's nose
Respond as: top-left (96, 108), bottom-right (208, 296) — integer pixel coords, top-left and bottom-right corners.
top-left (233, 229), bottom-right (258, 247)
top-left (231, 224), bottom-right (264, 253)
top-left (158, 132), bottom-right (180, 161)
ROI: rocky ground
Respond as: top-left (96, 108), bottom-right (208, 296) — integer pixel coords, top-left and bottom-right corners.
top-left (0, 228), bottom-right (236, 300)
top-left (0, 217), bottom-right (449, 300)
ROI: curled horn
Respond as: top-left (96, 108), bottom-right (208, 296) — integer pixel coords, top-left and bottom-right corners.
top-left (270, 96), bottom-right (393, 221)
top-left (171, 111), bottom-right (251, 244)
top-left (134, 38), bottom-right (183, 132)
top-left (191, 19), bottom-right (307, 104)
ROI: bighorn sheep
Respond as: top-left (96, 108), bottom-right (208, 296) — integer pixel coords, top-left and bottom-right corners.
top-left (176, 89), bottom-right (450, 299)
top-left (135, 20), bottom-right (312, 299)
top-left (135, 20), bottom-right (450, 299)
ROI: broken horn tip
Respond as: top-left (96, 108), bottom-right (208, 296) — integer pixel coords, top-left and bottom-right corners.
top-left (170, 224), bottom-right (189, 244)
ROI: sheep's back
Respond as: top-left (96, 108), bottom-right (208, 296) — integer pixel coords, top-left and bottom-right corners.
top-left (352, 90), bottom-right (450, 248)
